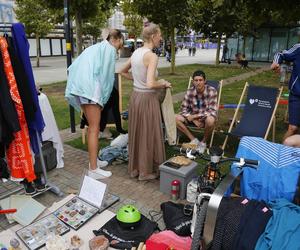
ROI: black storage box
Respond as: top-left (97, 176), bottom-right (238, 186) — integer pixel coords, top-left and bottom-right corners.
top-left (34, 141), bottom-right (57, 173)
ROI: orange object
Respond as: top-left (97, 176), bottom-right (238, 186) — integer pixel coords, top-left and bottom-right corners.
top-left (0, 37), bottom-right (36, 182)
top-left (0, 209), bottom-right (17, 214)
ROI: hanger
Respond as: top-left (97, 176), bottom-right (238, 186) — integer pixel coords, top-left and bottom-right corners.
top-left (2, 21), bottom-right (10, 38)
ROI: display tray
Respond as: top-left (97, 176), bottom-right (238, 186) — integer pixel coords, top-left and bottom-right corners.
top-left (53, 196), bottom-right (98, 230)
top-left (16, 213), bottom-right (70, 250)
top-left (99, 193), bottom-right (120, 213)
top-left (164, 161), bottom-right (181, 169)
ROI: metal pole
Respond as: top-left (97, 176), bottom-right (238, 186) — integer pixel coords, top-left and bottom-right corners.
top-left (64, 0), bottom-right (76, 133)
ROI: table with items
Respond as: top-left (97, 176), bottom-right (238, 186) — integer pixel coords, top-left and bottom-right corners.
top-left (0, 194), bottom-right (116, 249)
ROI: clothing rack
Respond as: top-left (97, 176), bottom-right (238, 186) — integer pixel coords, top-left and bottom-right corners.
top-left (0, 24), bottom-right (63, 200)
top-left (33, 131), bottom-right (64, 197)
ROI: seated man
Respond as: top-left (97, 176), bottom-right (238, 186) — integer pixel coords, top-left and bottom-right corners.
top-left (176, 70), bottom-right (217, 153)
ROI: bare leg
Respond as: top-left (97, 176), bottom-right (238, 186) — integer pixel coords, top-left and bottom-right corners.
top-left (176, 114), bottom-right (195, 141)
top-left (202, 116), bottom-right (215, 143)
top-left (283, 124), bottom-right (298, 142)
top-left (81, 104), bottom-right (101, 170)
top-left (283, 134), bottom-right (300, 147)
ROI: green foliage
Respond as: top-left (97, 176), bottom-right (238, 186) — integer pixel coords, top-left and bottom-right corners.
top-left (121, 0), bottom-right (143, 39)
top-left (14, 0), bottom-right (56, 37)
top-left (42, 0), bottom-right (118, 55)
top-left (133, 0), bottom-right (190, 33)
top-left (132, 0), bottom-right (192, 73)
top-left (82, 1), bottom-right (116, 41)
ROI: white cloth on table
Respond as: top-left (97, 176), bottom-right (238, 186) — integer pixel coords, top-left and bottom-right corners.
top-left (38, 93), bottom-right (64, 168)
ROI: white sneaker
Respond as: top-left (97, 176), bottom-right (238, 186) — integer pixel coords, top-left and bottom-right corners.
top-left (197, 142), bottom-right (207, 154)
top-left (88, 167), bottom-right (112, 178)
top-left (99, 128), bottom-right (112, 139)
top-left (190, 138), bottom-right (200, 145)
top-left (97, 158), bottom-right (108, 168)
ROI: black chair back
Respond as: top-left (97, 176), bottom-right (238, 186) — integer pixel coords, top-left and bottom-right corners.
top-left (232, 85), bottom-right (278, 137)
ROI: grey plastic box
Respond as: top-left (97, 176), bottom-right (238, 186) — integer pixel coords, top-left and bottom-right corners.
top-left (159, 160), bottom-right (198, 199)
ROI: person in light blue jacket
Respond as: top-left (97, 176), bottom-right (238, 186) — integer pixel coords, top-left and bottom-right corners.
top-left (65, 29), bottom-right (124, 178)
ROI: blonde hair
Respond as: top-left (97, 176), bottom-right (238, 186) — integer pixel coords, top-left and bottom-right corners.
top-left (142, 23), bottom-right (160, 42)
top-left (106, 29), bottom-right (124, 41)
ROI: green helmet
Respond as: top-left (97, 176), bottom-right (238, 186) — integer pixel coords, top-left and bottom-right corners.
top-left (116, 205), bottom-right (141, 224)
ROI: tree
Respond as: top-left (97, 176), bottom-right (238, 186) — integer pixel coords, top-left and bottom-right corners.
top-left (15, 0), bottom-right (57, 67)
top-left (42, 0), bottom-right (118, 56)
top-left (214, 0), bottom-right (300, 57)
top-left (121, 0), bottom-right (143, 48)
top-left (82, 3), bottom-right (115, 44)
top-left (132, 0), bottom-right (191, 74)
top-left (190, 0), bottom-right (240, 65)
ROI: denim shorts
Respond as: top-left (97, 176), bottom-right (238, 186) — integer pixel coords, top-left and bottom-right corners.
top-left (289, 93), bottom-right (300, 126)
top-left (74, 95), bottom-right (99, 106)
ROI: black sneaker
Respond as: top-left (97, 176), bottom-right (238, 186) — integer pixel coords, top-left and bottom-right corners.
top-left (34, 177), bottom-right (46, 192)
top-left (21, 180), bottom-right (36, 195)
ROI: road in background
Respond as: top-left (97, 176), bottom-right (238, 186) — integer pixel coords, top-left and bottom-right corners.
top-left (31, 48), bottom-right (219, 85)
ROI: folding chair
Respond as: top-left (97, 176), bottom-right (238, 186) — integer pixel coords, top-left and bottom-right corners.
top-left (81, 73), bottom-right (123, 144)
top-left (222, 82), bottom-right (283, 150)
top-left (177, 77), bottom-right (223, 148)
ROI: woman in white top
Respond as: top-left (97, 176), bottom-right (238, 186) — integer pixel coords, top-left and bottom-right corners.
top-left (119, 24), bottom-right (171, 181)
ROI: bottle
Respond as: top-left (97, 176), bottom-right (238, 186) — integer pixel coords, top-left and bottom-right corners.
top-left (171, 180), bottom-right (180, 201)
top-left (280, 64), bottom-right (287, 83)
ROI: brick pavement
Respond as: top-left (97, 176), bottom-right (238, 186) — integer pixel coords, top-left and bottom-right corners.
top-left (0, 134), bottom-right (170, 232)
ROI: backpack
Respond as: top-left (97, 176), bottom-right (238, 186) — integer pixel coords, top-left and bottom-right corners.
top-left (93, 215), bottom-right (158, 249)
top-left (161, 201), bottom-right (193, 236)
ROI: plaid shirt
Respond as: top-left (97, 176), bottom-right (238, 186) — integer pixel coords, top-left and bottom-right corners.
top-left (180, 84), bottom-right (218, 119)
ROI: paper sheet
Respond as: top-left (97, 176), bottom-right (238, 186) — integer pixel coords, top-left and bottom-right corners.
top-left (79, 175), bottom-right (107, 209)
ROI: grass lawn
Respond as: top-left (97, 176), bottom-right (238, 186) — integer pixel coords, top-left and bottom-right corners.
top-left (42, 63), bottom-right (254, 130)
top-left (44, 63), bottom-right (288, 162)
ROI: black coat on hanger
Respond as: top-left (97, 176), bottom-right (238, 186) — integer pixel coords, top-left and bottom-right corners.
top-left (6, 37), bottom-right (37, 124)
top-left (0, 50), bottom-right (21, 147)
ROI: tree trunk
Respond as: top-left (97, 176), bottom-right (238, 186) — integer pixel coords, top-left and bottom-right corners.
top-left (242, 36), bottom-right (246, 55)
top-left (215, 33), bottom-right (221, 65)
top-left (75, 11), bottom-right (83, 56)
top-left (170, 27), bottom-right (176, 74)
top-left (36, 34), bottom-right (40, 68)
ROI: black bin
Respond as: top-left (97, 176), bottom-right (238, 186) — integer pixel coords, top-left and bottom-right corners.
top-left (34, 141), bottom-right (57, 173)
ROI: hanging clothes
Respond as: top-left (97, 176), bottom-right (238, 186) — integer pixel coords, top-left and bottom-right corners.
top-left (11, 23), bottom-right (45, 154)
top-left (0, 37), bottom-right (36, 182)
top-left (6, 36), bottom-right (36, 124)
top-left (0, 50), bottom-right (20, 147)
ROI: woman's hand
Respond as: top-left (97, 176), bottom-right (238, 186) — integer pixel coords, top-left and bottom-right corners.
top-left (164, 80), bottom-right (172, 88)
top-left (159, 79), bottom-right (171, 88)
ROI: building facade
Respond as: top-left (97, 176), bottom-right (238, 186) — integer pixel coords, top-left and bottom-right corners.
top-left (107, 7), bottom-right (125, 31)
top-left (227, 26), bottom-right (300, 62)
top-left (0, 0), bottom-right (16, 23)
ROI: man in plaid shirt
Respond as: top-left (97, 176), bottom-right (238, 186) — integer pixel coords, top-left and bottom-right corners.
top-left (176, 70), bottom-right (217, 153)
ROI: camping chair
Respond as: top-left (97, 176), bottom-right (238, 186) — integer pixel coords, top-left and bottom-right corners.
top-left (81, 73), bottom-right (123, 144)
top-left (177, 77), bottom-right (223, 148)
top-left (222, 82), bottom-right (283, 150)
